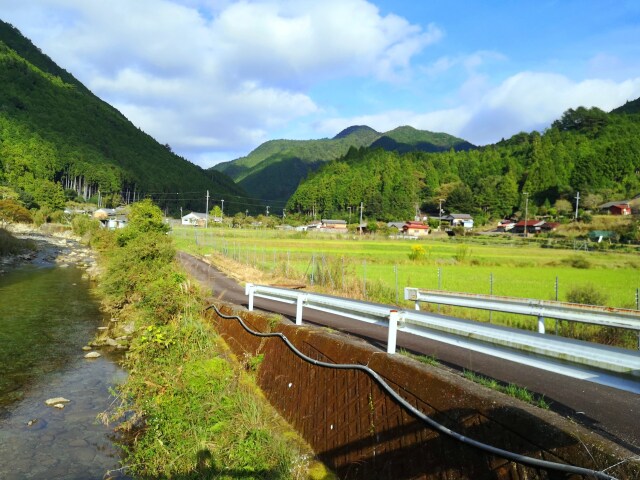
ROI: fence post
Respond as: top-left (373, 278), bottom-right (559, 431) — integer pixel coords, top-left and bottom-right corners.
top-left (538, 316), bottom-right (545, 334)
top-left (489, 273), bottom-right (493, 323)
top-left (295, 294), bottom-right (306, 325)
top-left (387, 310), bottom-right (399, 354)
top-left (363, 260), bottom-right (367, 299)
top-left (246, 283), bottom-right (254, 311)
top-left (394, 264), bottom-right (399, 305)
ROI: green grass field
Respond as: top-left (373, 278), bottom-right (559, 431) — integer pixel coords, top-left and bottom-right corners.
top-left (173, 226), bottom-right (640, 347)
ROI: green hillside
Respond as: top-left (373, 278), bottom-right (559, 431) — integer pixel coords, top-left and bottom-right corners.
top-left (0, 20), bottom-right (246, 214)
top-left (611, 97), bottom-right (640, 115)
top-left (287, 103), bottom-right (640, 223)
top-left (370, 125), bottom-right (474, 153)
top-left (212, 124), bottom-right (474, 204)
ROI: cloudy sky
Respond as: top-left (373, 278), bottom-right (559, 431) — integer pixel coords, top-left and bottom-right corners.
top-left (2, 0), bottom-right (640, 168)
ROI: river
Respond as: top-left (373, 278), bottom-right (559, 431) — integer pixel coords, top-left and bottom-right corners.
top-left (0, 262), bottom-right (130, 479)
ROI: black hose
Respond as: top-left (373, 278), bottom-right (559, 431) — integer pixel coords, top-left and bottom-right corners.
top-left (205, 304), bottom-right (619, 480)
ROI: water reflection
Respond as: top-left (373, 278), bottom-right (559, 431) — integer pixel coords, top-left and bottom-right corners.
top-left (0, 265), bottom-right (129, 479)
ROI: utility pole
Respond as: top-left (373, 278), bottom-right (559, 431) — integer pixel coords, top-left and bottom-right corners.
top-left (359, 201), bottom-right (364, 235)
top-left (523, 192), bottom-right (529, 237)
top-left (180, 206), bottom-right (182, 220)
top-left (266, 206), bottom-right (270, 216)
top-left (574, 191), bottom-right (580, 221)
top-left (205, 190), bottom-right (209, 228)
top-left (221, 199), bottom-right (224, 220)
top-left (282, 209), bottom-right (286, 220)
top-left (348, 206), bottom-right (352, 224)
top-left (438, 199), bottom-right (445, 231)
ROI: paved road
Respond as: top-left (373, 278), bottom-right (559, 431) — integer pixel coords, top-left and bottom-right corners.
top-left (177, 251), bottom-right (640, 454)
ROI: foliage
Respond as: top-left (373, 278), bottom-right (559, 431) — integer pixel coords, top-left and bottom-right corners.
top-left (285, 99), bottom-right (640, 223)
top-left (94, 211), bottom-right (312, 478)
top-left (0, 198), bottom-right (32, 225)
top-left (213, 124), bottom-right (472, 205)
top-left (0, 227), bottom-right (35, 256)
top-left (0, 21), bottom-right (247, 214)
top-left (566, 284), bottom-right (608, 306)
top-left (408, 244), bottom-right (426, 261)
top-left (71, 215), bottom-right (100, 237)
top-left (463, 370), bottom-right (549, 409)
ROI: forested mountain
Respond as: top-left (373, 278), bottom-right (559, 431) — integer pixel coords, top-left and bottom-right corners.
top-left (287, 103), bottom-right (640, 222)
top-left (211, 124), bottom-right (474, 204)
top-left (0, 20), bottom-right (246, 213)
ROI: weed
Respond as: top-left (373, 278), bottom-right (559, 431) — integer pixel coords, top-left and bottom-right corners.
top-left (463, 370), bottom-right (549, 409)
top-left (566, 283), bottom-right (608, 306)
top-left (399, 349), bottom-right (439, 366)
top-left (408, 244), bottom-right (426, 261)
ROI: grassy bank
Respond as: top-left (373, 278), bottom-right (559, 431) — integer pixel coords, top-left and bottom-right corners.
top-left (89, 201), bottom-right (321, 479)
top-left (0, 227), bottom-right (35, 256)
top-left (172, 226), bottom-right (639, 349)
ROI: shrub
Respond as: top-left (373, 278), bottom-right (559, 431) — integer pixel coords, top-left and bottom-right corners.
top-left (71, 215), bottom-right (101, 237)
top-left (566, 284), bottom-right (608, 306)
top-left (561, 254), bottom-right (591, 269)
top-left (408, 244), bottom-right (426, 261)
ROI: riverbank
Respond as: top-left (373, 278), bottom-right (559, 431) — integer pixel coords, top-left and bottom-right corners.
top-left (0, 224), bottom-right (98, 277)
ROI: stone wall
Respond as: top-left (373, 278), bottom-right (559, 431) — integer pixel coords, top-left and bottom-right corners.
top-left (207, 304), bottom-right (637, 480)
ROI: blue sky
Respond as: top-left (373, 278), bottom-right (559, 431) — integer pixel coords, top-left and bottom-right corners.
top-left (1, 0), bottom-right (639, 168)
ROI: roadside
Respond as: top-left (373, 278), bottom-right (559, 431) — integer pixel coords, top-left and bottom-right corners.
top-left (178, 250), bottom-right (640, 455)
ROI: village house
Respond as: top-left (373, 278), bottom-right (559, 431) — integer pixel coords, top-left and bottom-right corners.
top-left (321, 219), bottom-right (348, 231)
top-left (181, 212), bottom-right (208, 226)
top-left (512, 220), bottom-right (545, 234)
top-left (609, 204), bottom-right (632, 215)
top-left (598, 200), bottom-right (633, 215)
top-left (442, 213), bottom-right (474, 229)
top-left (93, 208), bottom-right (127, 230)
top-left (497, 219), bottom-right (515, 232)
top-left (402, 221), bottom-right (430, 236)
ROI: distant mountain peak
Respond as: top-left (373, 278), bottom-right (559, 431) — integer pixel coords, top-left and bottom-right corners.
top-left (333, 125), bottom-right (379, 140)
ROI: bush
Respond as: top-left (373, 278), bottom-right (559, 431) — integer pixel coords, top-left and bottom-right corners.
top-left (408, 244), bottom-right (426, 261)
top-left (72, 215), bottom-right (101, 237)
top-left (566, 284), bottom-right (608, 306)
top-left (561, 254), bottom-right (591, 269)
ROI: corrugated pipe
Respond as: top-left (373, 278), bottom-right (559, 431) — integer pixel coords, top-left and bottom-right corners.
top-left (205, 304), bottom-right (618, 480)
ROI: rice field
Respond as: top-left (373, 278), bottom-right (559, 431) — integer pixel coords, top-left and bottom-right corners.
top-left (173, 226), bottom-right (640, 348)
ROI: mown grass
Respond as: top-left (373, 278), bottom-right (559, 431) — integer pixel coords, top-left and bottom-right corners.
top-left (91, 203), bottom-right (319, 479)
top-left (172, 226), bottom-right (639, 348)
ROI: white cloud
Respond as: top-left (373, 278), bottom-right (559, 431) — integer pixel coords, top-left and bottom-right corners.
top-left (0, 0), bottom-right (440, 167)
top-left (317, 72), bottom-right (640, 145)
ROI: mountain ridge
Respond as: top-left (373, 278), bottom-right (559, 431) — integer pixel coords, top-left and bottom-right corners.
top-left (0, 20), bottom-right (246, 214)
top-left (211, 124), bottom-right (475, 204)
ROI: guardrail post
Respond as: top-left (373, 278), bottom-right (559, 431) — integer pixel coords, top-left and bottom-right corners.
top-left (295, 294), bottom-right (306, 325)
top-left (538, 315), bottom-right (545, 334)
top-left (245, 283), bottom-right (254, 311)
top-left (387, 310), bottom-right (399, 354)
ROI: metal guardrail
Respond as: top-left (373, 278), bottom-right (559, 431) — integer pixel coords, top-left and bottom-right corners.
top-left (245, 284), bottom-right (640, 385)
top-left (208, 303), bottom-right (619, 480)
top-left (405, 287), bottom-right (640, 335)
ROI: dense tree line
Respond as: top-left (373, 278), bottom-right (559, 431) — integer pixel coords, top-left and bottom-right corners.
top-left (287, 104), bottom-right (640, 222)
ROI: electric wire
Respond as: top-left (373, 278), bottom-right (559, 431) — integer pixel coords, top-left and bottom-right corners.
top-left (205, 303), bottom-right (619, 480)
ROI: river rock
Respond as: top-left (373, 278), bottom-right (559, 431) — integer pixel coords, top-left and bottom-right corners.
top-left (84, 351), bottom-right (101, 359)
top-left (105, 337), bottom-right (118, 347)
top-left (45, 397), bottom-right (70, 406)
top-left (82, 346), bottom-right (92, 351)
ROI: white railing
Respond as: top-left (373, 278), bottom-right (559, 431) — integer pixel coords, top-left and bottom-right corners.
top-left (244, 283), bottom-right (640, 393)
top-left (405, 288), bottom-right (640, 336)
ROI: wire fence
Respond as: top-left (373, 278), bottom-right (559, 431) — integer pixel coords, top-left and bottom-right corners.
top-left (176, 228), bottom-right (640, 348)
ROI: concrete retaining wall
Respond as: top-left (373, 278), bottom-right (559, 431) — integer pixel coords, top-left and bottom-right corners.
top-left (207, 304), bottom-right (638, 480)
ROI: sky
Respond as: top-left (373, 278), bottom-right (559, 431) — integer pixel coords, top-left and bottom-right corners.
top-left (1, 0), bottom-right (640, 168)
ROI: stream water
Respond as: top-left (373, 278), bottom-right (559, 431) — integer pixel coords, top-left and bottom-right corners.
top-left (0, 264), bottom-right (129, 479)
